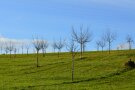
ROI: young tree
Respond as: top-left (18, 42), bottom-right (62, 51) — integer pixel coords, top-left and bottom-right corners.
top-left (41, 40), bottom-right (49, 57)
top-left (66, 40), bottom-right (78, 81)
top-left (52, 40), bottom-right (57, 53)
top-left (25, 44), bottom-right (30, 55)
top-left (126, 34), bottom-right (134, 50)
top-left (21, 42), bottom-right (24, 54)
top-left (72, 25), bottom-right (92, 59)
top-left (6, 41), bottom-right (14, 58)
top-left (4, 46), bottom-right (9, 55)
top-left (14, 48), bottom-right (17, 58)
top-left (103, 30), bottom-right (116, 54)
top-left (55, 38), bottom-right (65, 58)
top-left (96, 40), bottom-right (100, 51)
top-left (32, 37), bottom-right (42, 67)
top-left (0, 42), bottom-right (3, 54)
top-left (99, 39), bottom-right (106, 52)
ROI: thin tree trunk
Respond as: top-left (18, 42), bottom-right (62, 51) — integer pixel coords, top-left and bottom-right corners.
top-left (14, 51), bottom-right (16, 58)
top-left (72, 53), bottom-right (74, 81)
top-left (58, 49), bottom-right (60, 58)
top-left (129, 42), bottom-right (131, 50)
top-left (42, 49), bottom-right (45, 57)
top-left (37, 50), bottom-right (39, 67)
top-left (22, 48), bottom-right (23, 54)
top-left (27, 49), bottom-right (29, 55)
top-left (80, 43), bottom-right (82, 59)
top-left (109, 42), bottom-right (111, 54)
top-left (10, 51), bottom-right (11, 58)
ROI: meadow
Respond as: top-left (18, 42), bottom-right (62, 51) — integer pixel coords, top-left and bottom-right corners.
top-left (0, 50), bottom-right (135, 90)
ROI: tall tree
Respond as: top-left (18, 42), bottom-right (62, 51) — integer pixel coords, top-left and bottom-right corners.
top-left (6, 41), bottom-right (14, 58)
top-left (99, 39), bottom-right (106, 52)
top-left (41, 40), bottom-right (49, 57)
top-left (55, 38), bottom-right (65, 58)
top-left (25, 44), bottom-right (30, 55)
top-left (32, 37), bottom-right (42, 67)
top-left (103, 30), bottom-right (116, 54)
top-left (21, 42), bottom-right (24, 54)
top-left (72, 25), bottom-right (92, 59)
top-left (96, 40), bottom-right (100, 51)
top-left (66, 40), bottom-right (78, 81)
top-left (14, 48), bottom-right (17, 58)
top-left (126, 34), bottom-right (134, 50)
top-left (52, 40), bottom-right (57, 53)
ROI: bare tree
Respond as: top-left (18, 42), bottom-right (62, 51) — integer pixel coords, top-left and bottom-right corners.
top-left (41, 40), bottom-right (49, 57)
top-left (55, 38), bottom-right (65, 58)
top-left (4, 45), bottom-right (9, 55)
top-left (99, 39), bottom-right (106, 52)
top-left (126, 34), bottom-right (134, 50)
top-left (32, 37), bottom-right (42, 67)
top-left (25, 44), bottom-right (30, 55)
top-left (72, 25), bottom-right (92, 59)
top-left (5, 41), bottom-right (14, 58)
top-left (103, 30), bottom-right (116, 54)
top-left (14, 48), bottom-right (17, 58)
top-left (0, 42), bottom-right (3, 54)
top-left (52, 40), bottom-right (57, 53)
top-left (66, 40), bottom-right (78, 81)
top-left (21, 42), bottom-right (24, 54)
top-left (96, 40), bottom-right (100, 51)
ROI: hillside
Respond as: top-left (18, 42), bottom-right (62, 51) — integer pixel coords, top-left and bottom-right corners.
top-left (0, 50), bottom-right (135, 90)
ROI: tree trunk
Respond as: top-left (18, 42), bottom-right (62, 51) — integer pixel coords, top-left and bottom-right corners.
top-left (42, 49), bottom-right (45, 57)
top-left (14, 52), bottom-right (16, 58)
top-left (109, 42), bottom-right (111, 54)
top-left (72, 53), bottom-right (74, 81)
top-left (37, 50), bottom-right (39, 67)
top-left (129, 42), bottom-right (131, 50)
top-left (27, 49), bottom-right (29, 55)
top-left (80, 43), bottom-right (82, 59)
top-left (58, 51), bottom-right (60, 58)
top-left (22, 48), bottom-right (23, 54)
top-left (10, 51), bottom-right (11, 59)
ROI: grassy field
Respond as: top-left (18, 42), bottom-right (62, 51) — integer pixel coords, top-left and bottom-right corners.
top-left (0, 50), bottom-right (135, 90)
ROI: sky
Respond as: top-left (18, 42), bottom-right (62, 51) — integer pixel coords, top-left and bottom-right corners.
top-left (0, 0), bottom-right (135, 52)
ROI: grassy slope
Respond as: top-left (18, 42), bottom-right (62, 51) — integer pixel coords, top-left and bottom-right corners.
top-left (0, 50), bottom-right (135, 90)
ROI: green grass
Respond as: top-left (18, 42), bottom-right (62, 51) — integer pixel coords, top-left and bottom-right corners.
top-left (0, 50), bottom-right (135, 90)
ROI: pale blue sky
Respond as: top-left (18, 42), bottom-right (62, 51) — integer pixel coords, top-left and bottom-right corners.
top-left (0, 0), bottom-right (135, 51)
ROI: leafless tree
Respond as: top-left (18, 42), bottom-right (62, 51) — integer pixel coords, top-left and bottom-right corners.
top-left (66, 40), bottom-right (78, 81)
top-left (103, 30), bottom-right (116, 54)
top-left (4, 44), bottom-right (9, 55)
top-left (21, 43), bottom-right (24, 54)
top-left (5, 41), bottom-right (14, 58)
top-left (55, 38), bottom-right (65, 58)
top-left (41, 40), bottom-right (49, 57)
top-left (72, 25), bottom-right (92, 59)
top-left (25, 44), bottom-right (30, 55)
top-left (0, 42), bottom-right (3, 54)
top-left (52, 40), bottom-right (57, 53)
top-left (32, 37), bottom-right (42, 67)
top-left (14, 48), bottom-right (17, 58)
top-left (96, 40), bottom-right (100, 51)
top-left (99, 39), bottom-right (106, 52)
top-left (126, 34), bottom-right (134, 50)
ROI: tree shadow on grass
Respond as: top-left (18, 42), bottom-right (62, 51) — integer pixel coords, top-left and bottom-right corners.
top-left (13, 67), bottom-right (134, 89)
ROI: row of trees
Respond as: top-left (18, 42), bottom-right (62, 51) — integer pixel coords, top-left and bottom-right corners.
top-left (0, 28), bottom-right (134, 58)
top-left (0, 26), bottom-right (134, 81)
